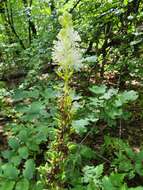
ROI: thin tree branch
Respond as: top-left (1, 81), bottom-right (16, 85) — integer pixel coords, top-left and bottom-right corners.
top-left (4, 1), bottom-right (26, 49)
top-left (69, 0), bottom-right (81, 13)
top-left (22, 0), bottom-right (37, 44)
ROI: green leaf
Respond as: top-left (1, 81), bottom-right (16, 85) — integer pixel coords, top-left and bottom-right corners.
top-left (83, 164), bottom-right (103, 183)
top-left (18, 146), bottom-right (29, 159)
top-left (0, 180), bottom-right (15, 190)
top-left (130, 39), bottom-right (142, 46)
top-left (84, 56), bottom-right (97, 63)
top-left (80, 145), bottom-right (95, 159)
top-left (43, 88), bottom-right (55, 99)
top-left (32, 181), bottom-right (45, 190)
top-left (15, 105), bottom-right (29, 113)
top-left (72, 119), bottom-right (89, 134)
top-left (123, 0), bottom-right (128, 5)
top-left (136, 151), bottom-right (143, 161)
top-left (100, 89), bottom-right (118, 100)
top-left (13, 90), bottom-right (28, 101)
top-left (8, 137), bottom-right (19, 150)
top-left (118, 91), bottom-right (138, 103)
top-left (135, 162), bottom-right (143, 176)
top-left (102, 176), bottom-right (114, 190)
top-left (18, 130), bottom-right (28, 143)
top-left (11, 156), bottom-right (21, 166)
top-left (89, 85), bottom-right (107, 94)
top-left (23, 159), bottom-right (35, 180)
top-left (2, 163), bottom-right (19, 179)
top-left (27, 89), bottom-right (39, 98)
top-left (109, 173), bottom-right (125, 187)
top-left (15, 178), bottom-right (29, 190)
top-left (28, 101), bottom-right (45, 114)
top-left (2, 150), bottom-right (14, 160)
top-left (120, 184), bottom-right (128, 190)
top-left (26, 141), bottom-right (39, 151)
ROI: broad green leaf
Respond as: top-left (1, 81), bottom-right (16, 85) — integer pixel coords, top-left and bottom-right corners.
top-left (18, 146), bottom-right (29, 159)
top-left (118, 91), bottom-right (138, 103)
top-left (0, 180), bottom-right (15, 190)
top-left (28, 101), bottom-right (45, 114)
top-left (11, 156), bottom-right (21, 166)
top-left (100, 89), bottom-right (118, 100)
top-left (43, 88), bottom-right (55, 99)
top-left (27, 89), bottom-right (39, 98)
top-left (102, 176), bottom-right (114, 190)
top-left (18, 130), bottom-right (28, 143)
top-left (26, 141), bottom-right (39, 151)
top-left (8, 137), bottom-right (19, 150)
top-left (83, 164), bottom-right (103, 183)
top-left (2, 150), bottom-right (14, 160)
top-left (23, 159), bottom-right (35, 180)
top-left (1, 163), bottom-right (19, 179)
top-left (15, 105), bottom-right (29, 113)
top-left (80, 146), bottom-right (95, 159)
top-left (72, 119), bottom-right (89, 134)
top-left (109, 173), bottom-right (125, 187)
top-left (84, 56), bottom-right (97, 63)
top-left (32, 181), bottom-right (45, 190)
top-left (89, 85), bottom-right (107, 94)
top-left (15, 178), bottom-right (29, 190)
top-left (135, 162), bottom-right (143, 176)
top-left (13, 90), bottom-right (27, 101)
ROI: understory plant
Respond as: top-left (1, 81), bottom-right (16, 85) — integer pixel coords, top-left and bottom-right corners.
top-left (40, 12), bottom-right (83, 189)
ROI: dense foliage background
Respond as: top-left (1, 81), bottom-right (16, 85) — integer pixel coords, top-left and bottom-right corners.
top-left (0, 0), bottom-right (143, 189)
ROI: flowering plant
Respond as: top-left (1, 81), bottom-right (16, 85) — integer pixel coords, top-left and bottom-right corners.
top-left (52, 12), bottom-right (82, 73)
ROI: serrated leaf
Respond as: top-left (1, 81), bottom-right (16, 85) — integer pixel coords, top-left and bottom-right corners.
top-left (15, 178), bottom-right (29, 190)
top-left (27, 89), bottom-right (39, 98)
top-left (80, 146), bottom-right (95, 159)
top-left (8, 138), bottom-right (19, 150)
top-left (2, 150), bottom-right (14, 160)
top-left (83, 164), bottom-right (103, 183)
top-left (109, 173), bottom-right (125, 187)
top-left (100, 89), bottom-right (118, 100)
top-left (18, 130), bottom-right (28, 143)
top-left (84, 56), bottom-right (97, 63)
top-left (28, 101), bottom-right (45, 114)
top-left (72, 119), bottom-right (89, 134)
top-left (32, 181), bottom-right (44, 190)
top-left (118, 90), bottom-right (138, 103)
top-left (0, 180), bottom-right (15, 190)
top-left (89, 85), bottom-right (107, 94)
top-left (18, 146), bottom-right (29, 159)
top-left (102, 176), bottom-right (114, 190)
top-left (23, 159), bottom-right (35, 180)
top-left (2, 163), bottom-right (19, 179)
top-left (11, 156), bottom-right (21, 166)
top-left (43, 88), bottom-right (55, 99)
top-left (13, 90), bottom-right (28, 101)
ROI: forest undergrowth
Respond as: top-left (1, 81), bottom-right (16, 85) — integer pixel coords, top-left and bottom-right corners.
top-left (0, 0), bottom-right (143, 189)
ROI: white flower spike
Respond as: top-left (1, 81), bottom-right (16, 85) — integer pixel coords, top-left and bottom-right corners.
top-left (52, 12), bottom-right (82, 72)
